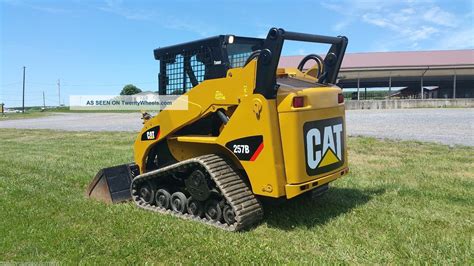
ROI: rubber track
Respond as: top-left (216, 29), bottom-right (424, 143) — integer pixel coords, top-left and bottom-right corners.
top-left (131, 154), bottom-right (263, 231)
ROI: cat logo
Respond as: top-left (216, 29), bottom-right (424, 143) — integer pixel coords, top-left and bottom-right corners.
top-left (141, 126), bottom-right (160, 141)
top-left (303, 117), bottom-right (344, 176)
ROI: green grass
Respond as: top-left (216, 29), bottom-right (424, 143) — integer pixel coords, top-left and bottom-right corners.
top-left (1, 107), bottom-right (142, 120)
top-left (0, 110), bottom-right (51, 120)
top-left (48, 106), bottom-right (140, 113)
top-left (13, 106), bottom-right (140, 112)
top-left (0, 129), bottom-right (472, 264)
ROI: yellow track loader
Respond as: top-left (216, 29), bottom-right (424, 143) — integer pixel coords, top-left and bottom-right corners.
top-left (86, 28), bottom-right (349, 231)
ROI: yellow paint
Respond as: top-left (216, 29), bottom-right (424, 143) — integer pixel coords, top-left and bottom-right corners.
top-left (319, 148), bottom-right (339, 167)
top-left (214, 90), bottom-right (226, 100)
top-left (216, 95), bottom-right (286, 197)
top-left (133, 58), bottom-right (348, 199)
top-left (175, 136), bottom-right (218, 144)
top-left (285, 167), bottom-right (348, 199)
top-left (278, 105), bottom-right (347, 185)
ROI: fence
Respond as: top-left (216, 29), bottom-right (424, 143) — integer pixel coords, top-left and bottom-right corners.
top-left (345, 98), bottom-right (474, 110)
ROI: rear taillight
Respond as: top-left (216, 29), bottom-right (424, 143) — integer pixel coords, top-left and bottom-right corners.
top-left (338, 93), bottom-right (344, 104)
top-left (292, 96), bottom-right (304, 108)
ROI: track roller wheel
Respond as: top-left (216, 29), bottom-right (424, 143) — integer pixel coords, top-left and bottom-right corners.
top-left (186, 197), bottom-right (203, 217)
top-left (155, 189), bottom-right (171, 209)
top-left (204, 199), bottom-right (222, 222)
top-left (170, 192), bottom-right (187, 213)
top-left (139, 181), bottom-right (155, 205)
top-left (223, 204), bottom-right (236, 225)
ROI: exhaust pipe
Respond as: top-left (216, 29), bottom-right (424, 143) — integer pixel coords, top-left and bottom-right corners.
top-left (86, 163), bottom-right (139, 204)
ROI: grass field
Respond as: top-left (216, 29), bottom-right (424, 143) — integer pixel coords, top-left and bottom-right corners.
top-left (0, 129), bottom-right (472, 264)
top-left (2, 106), bottom-right (140, 116)
top-left (0, 111), bottom-right (51, 121)
top-left (1, 107), bottom-right (142, 121)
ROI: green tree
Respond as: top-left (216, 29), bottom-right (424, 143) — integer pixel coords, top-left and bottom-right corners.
top-left (120, 84), bottom-right (142, 95)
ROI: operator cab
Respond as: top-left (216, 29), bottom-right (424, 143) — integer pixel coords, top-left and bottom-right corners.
top-left (154, 35), bottom-right (263, 95)
top-left (154, 29), bottom-right (347, 101)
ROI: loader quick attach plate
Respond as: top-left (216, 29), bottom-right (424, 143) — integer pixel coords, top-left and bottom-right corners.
top-left (86, 163), bottom-right (138, 204)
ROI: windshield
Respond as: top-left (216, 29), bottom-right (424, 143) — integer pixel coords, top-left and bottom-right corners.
top-left (227, 38), bottom-right (263, 68)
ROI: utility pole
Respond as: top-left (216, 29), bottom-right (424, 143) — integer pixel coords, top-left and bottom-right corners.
top-left (357, 74), bottom-right (360, 100)
top-left (57, 79), bottom-right (61, 106)
top-left (22, 66), bottom-right (26, 113)
top-left (388, 73), bottom-right (392, 99)
top-left (43, 91), bottom-right (46, 109)
top-left (421, 76), bottom-right (424, 99)
top-left (453, 73), bottom-right (457, 99)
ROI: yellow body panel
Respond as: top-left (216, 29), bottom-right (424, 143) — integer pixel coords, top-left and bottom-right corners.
top-left (215, 95), bottom-right (287, 197)
top-left (285, 167), bottom-right (348, 199)
top-left (174, 136), bottom-right (218, 144)
top-left (167, 140), bottom-right (239, 167)
top-left (133, 60), bottom-right (258, 171)
top-left (277, 85), bottom-right (343, 112)
top-left (133, 60), bottom-right (348, 199)
top-left (278, 106), bottom-right (348, 184)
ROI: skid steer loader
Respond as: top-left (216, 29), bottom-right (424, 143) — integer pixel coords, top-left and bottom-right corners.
top-left (86, 28), bottom-right (349, 231)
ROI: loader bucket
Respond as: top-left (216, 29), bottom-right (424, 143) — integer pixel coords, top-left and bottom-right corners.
top-left (86, 163), bottom-right (138, 204)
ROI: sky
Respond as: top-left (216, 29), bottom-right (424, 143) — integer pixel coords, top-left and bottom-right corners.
top-left (1, 0), bottom-right (473, 107)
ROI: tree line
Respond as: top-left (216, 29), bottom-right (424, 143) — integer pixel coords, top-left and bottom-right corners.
top-left (120, 84), bottom-right (142, 95)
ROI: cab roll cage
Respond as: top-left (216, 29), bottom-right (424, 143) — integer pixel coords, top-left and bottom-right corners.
top-left (153, 28), bottom-right (347, 99)
top-left (255, 28), bottom-right (348, 99)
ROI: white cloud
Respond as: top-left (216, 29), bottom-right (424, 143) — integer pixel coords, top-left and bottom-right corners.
top-left (434, 27), bottom-right (474, 50)
top-left (362, 14), bottom-right (398, 30)
top-left (422, 6), bottom-right (458, 27)
top-left (98, 0), bottom-right (215, 36)
top-left (297, 49), bottom-right (306, 55)
top-left (1, 0), bottom-right (70, 14)
top-left (321, 0), bottom-right (472, 51)
top-left (406, 26), bottom-right (438, 42)
top-left (332, 20), bottom-right (351, 31)
top-left (99, 0), bottom-right (154, 21)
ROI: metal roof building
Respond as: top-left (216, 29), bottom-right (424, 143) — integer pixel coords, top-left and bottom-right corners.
top-left (279, 49), bottom-right (474, 99)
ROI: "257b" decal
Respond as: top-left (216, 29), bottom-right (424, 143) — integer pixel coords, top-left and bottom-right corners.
top-left (226, 136), bottom-right (263, 161)
top-left (233, 144), bottom-right (250, 154)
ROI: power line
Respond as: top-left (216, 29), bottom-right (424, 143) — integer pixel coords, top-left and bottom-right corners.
top-left (1, 72), bottom-right (157, 108)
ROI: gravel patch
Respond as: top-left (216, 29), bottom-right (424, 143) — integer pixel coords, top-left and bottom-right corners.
top-left (346, 108), bottom-right (474, 146)
top-left (1, 109), bottom-right (472, 146)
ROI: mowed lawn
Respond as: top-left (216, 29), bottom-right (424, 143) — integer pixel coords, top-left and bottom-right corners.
top-left (0, 129), bottom-right (472, 264)
top-left (0, 111), bottom-right (50, 121)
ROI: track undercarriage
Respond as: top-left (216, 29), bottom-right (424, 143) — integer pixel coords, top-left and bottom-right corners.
top-left (131, 154), bottom-right (263, 231)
